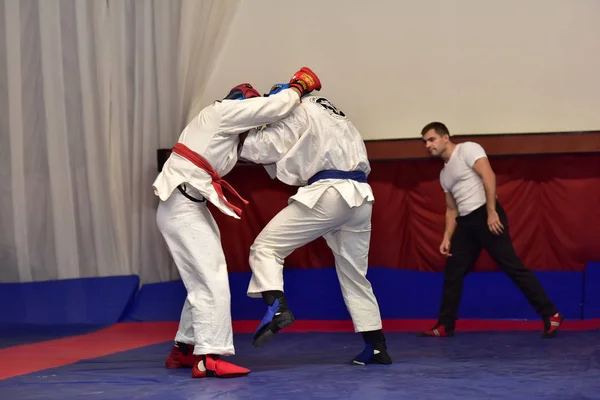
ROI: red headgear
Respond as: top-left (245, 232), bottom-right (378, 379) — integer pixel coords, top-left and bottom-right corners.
top-left (223, 83), bottom-right (260, 100)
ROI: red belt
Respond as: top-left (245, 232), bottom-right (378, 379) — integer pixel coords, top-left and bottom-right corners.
top-left (171, 143), bottom-right (249, 217)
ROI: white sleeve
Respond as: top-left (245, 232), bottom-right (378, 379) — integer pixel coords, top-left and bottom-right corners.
top-left (461, 142), bottom-right (487, 167)
top-left (239, 110), bottom-right (305, 164)
top-left (215, 89), bottom-right (300, 135)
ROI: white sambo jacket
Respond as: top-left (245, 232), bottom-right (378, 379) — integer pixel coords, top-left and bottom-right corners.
top-left (153, 89), bottom-right (301, 218)
top-left (240, 94), bottom-right (374, 209)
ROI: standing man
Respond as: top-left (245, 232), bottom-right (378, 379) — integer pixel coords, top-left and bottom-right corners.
top-left (239, 83), bottom-right (392, 366)
top-left (419, 122), bottom-right (563, 338)
top-left (153, 67), bottom-right (322, 379)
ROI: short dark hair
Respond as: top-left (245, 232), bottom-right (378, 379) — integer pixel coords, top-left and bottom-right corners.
top-left (421, 122), bottom-right (450, 137)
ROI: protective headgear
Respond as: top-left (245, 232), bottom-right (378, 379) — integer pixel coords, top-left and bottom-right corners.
top-left (264, 83), bottom-right (290, 97)
top-left (223, 83), bottom-right (261, 100)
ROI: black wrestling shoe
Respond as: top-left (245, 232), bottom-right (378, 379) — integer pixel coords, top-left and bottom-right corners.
top-left (252, 297), bottom-right (294, 347)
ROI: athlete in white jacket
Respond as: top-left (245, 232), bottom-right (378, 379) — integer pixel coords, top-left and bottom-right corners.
top-left (154, 68), bottom-right (322, 379)
top-left (240, 84), bottom-right (391, 366)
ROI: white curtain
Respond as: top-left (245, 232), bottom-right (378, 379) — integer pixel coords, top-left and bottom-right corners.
top-left (0, 0), bottom-right (240, 283)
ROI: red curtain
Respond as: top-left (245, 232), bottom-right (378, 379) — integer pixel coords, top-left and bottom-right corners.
top-left (211, 153), bottom-right (600, 272)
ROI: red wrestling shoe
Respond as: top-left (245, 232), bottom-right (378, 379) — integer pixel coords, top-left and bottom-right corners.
top-left (165, 342), bottom-right (195, 368)
top-left (542, 313), bottom-right (564, 338)
top-left (192, 355), bottom-right (250, 379)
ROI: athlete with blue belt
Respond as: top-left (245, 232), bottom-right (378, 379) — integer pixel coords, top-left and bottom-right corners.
top-left (239, 77), bottom-right (391, 366)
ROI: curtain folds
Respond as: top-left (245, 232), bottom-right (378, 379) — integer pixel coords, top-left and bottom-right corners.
top-left (0, 0), bottom-right (240, 283)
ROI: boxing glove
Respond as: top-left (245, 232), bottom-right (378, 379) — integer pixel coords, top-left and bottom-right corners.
top-left (289, 67), bottom-right (321, 97)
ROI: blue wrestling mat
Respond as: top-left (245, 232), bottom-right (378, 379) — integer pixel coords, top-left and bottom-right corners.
top-left (1, 330), bottom-right (599, 399)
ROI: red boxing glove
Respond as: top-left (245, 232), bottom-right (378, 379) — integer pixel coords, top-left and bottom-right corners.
top-left (289, 67), bottom-right (322, 97)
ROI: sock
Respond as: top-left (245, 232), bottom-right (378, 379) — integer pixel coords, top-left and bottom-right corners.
top-left (175, 341), bottom-right (191, 355)
top-left (361, 329), bottom-right (387, 350)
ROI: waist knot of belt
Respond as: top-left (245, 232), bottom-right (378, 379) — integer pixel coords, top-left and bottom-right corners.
top-left (171, 143), bottom-right (249, 217)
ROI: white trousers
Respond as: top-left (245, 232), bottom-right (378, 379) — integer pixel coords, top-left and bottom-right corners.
top-left (247, 187), bottom-right (382, 332)
top-left (156, 190), bottom-right (234, 356)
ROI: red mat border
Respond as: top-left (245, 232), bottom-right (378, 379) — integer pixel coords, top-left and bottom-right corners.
top-left (232, 318), bottom-right (600, 333)
top-left (0, 322), bottom-right (176, 380)
top-left (1, 319), bottom-right (598, 380)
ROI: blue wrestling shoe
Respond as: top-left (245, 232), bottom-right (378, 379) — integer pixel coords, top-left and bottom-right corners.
top-left (351, 329), bottom-right (393, 365)
top-left (352, 343), bottom-right (393, 365)
top-left (252, 297), bottom-right (294, 347)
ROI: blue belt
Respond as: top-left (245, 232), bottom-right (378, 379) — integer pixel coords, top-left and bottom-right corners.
top-left (307, 170), bottom-right (368, 185)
